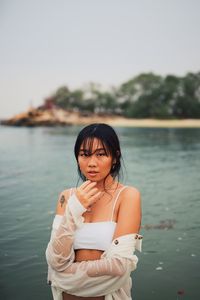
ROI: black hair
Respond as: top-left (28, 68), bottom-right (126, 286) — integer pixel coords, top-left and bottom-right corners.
top-left (74, 123), bottom-right (122, 183)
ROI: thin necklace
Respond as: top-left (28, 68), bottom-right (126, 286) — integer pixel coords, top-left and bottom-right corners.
top-left (87, 191), bottom-right (106, 213)
top-left (86, 182), bottom-right (120, 213)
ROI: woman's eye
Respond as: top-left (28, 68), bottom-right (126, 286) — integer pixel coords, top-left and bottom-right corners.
top-left (79, 151), bottom-right (106, 157)
top-left (96, 152), bottom-right (106, 156)
top-left (79, 153), bottom-right (89, 157)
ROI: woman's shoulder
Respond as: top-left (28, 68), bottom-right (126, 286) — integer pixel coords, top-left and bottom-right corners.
top-left (119, 184), bottom-right (141, 204)
top-left (55, 187), bottom-right (74, 215)
top-left (119, 183), bottom-right (140, 194)
top-left (58, 187), bottom-right (74, 198)
top-left (115, 185), bottom-right (142, 234)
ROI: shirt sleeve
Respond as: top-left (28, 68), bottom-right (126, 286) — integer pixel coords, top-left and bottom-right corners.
top-left (45, 193), bottom-right (87, 272)
top-left (62, 233), bottom-right (142, 277)
top-left (63, 255), bottom-right (138, 276)
top-left (49, 234), bottom-right (143, 298)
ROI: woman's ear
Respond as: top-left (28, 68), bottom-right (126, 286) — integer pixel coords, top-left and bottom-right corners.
top-left (113, 150), bottom-right (120, 163)
top-left (112, 158), bottom-right (116, 164)
top-left (116, 150), bottom-right (120, 158)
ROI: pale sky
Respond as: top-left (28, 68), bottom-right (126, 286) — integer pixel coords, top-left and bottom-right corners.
top-left (0, 0), bottom-right (200, 118)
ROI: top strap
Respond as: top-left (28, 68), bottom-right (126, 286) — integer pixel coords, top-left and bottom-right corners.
top-left (69, 188), bottom-right (74, 197)
top-left (110, 186), bottom-right (128, 221)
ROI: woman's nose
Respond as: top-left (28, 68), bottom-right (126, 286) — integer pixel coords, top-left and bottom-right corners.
top-left (88, 155), bottom-right (97, 166)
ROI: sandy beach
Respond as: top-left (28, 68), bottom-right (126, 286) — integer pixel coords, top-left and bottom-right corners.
top-left (106, 117), bottom-right (200, 128)
top-left (65, 113), bottom-right (200, 128)
top-left (53, 110), bottom-right (200, 128)
top-left (53, 109), bottom-right (200, 127)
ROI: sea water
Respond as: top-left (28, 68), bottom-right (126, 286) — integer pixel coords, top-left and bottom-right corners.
top-left (0, 125), bottom-right (200, 300)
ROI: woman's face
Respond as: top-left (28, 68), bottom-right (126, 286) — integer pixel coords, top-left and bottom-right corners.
top-left (78, 138), bottom-right (113, 182)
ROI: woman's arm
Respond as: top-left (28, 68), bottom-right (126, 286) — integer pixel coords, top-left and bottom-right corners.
top-left (46, 181), bottom-right (102, 272)
top-left (113, 186), bottom-right (142, 240)
top-left (45, 190), bottom-right (87, 271)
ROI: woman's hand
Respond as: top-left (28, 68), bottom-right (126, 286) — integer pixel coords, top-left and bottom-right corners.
top-left (75, 180), bottom-right (101, 209)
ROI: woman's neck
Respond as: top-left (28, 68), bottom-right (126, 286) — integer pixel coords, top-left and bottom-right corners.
top-left (95, 176), bottom-right (119, 191)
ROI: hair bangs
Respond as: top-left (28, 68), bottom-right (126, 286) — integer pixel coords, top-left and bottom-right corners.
top-left (81, 136), bottom-right (111, 157)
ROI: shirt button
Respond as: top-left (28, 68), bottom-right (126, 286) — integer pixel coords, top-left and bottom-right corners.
top-left (114, 239), bottom-right (119, 245)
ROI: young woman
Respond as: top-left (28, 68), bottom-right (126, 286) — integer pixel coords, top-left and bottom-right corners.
top-left (46, 123), bottom-right (143, 300)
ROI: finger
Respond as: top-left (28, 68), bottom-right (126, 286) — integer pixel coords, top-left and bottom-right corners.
top-left (79, 180), bottom-right (92, 191)
top-left (90, 192), bottom-right (102, 204)
top-left (87, 187), bottom-right (99, 198)
top-left (84, 181), bottom-right (97, 192)
top-left (76, 181), bottom-right (96, 198)
top-left (81, 180), bottom-right (91, 187)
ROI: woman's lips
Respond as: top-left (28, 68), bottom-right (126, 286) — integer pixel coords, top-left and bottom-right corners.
top-left (87, 171), bottom-right (98, 177)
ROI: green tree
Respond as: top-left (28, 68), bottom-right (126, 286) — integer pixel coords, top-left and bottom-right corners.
top-left (119, 73), bottom-right (163, 118)
top-left (53, 86), bottom-right (71, 109)
top-left (44, 72), bottom-right (200, 119)
top-left (173, 73), bottom-right (200, 118)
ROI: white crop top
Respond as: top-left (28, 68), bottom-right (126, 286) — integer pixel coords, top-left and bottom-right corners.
top-left (74, 221), bottom-right (117, 251)
top-left (73, 186), bottom-right (128, 251)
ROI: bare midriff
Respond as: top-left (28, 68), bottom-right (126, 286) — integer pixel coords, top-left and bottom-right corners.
top-left (62, 249), bottom-right (105, 300)
top-left (75, 249), bottom-right (103, 262)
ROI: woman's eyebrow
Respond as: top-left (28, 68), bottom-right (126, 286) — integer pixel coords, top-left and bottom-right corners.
top-left (79, 148), bottom-right (106, 152)
top-left (95, 148), bottom-right (106, 151)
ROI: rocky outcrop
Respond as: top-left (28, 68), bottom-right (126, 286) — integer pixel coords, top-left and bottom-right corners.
top-left (0, 108), bottom-right (71, 126)
top-left (0, 107), bottom-right (118, 127)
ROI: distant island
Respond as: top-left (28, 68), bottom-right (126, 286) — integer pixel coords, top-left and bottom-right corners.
top-left (1, 106), bottom-right (200, 128)
top-left (1, 72), bottom-right (200, 127)
top-left (0, 106), bottom-right (123, 127)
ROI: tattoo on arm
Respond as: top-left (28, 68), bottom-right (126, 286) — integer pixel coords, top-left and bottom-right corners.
top-left (60, 195), bottom-right (65, 207)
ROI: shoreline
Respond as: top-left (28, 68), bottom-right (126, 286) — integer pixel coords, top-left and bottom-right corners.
top-left (1, 108), bottom-right (200, 128)
top-left (1, 117), bottom-right (200, 128)
top-left (106, 118), bottom-right (200, 128)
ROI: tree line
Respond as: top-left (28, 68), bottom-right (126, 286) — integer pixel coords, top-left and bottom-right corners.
top-left (44, 72), bottom-right (200, 119)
